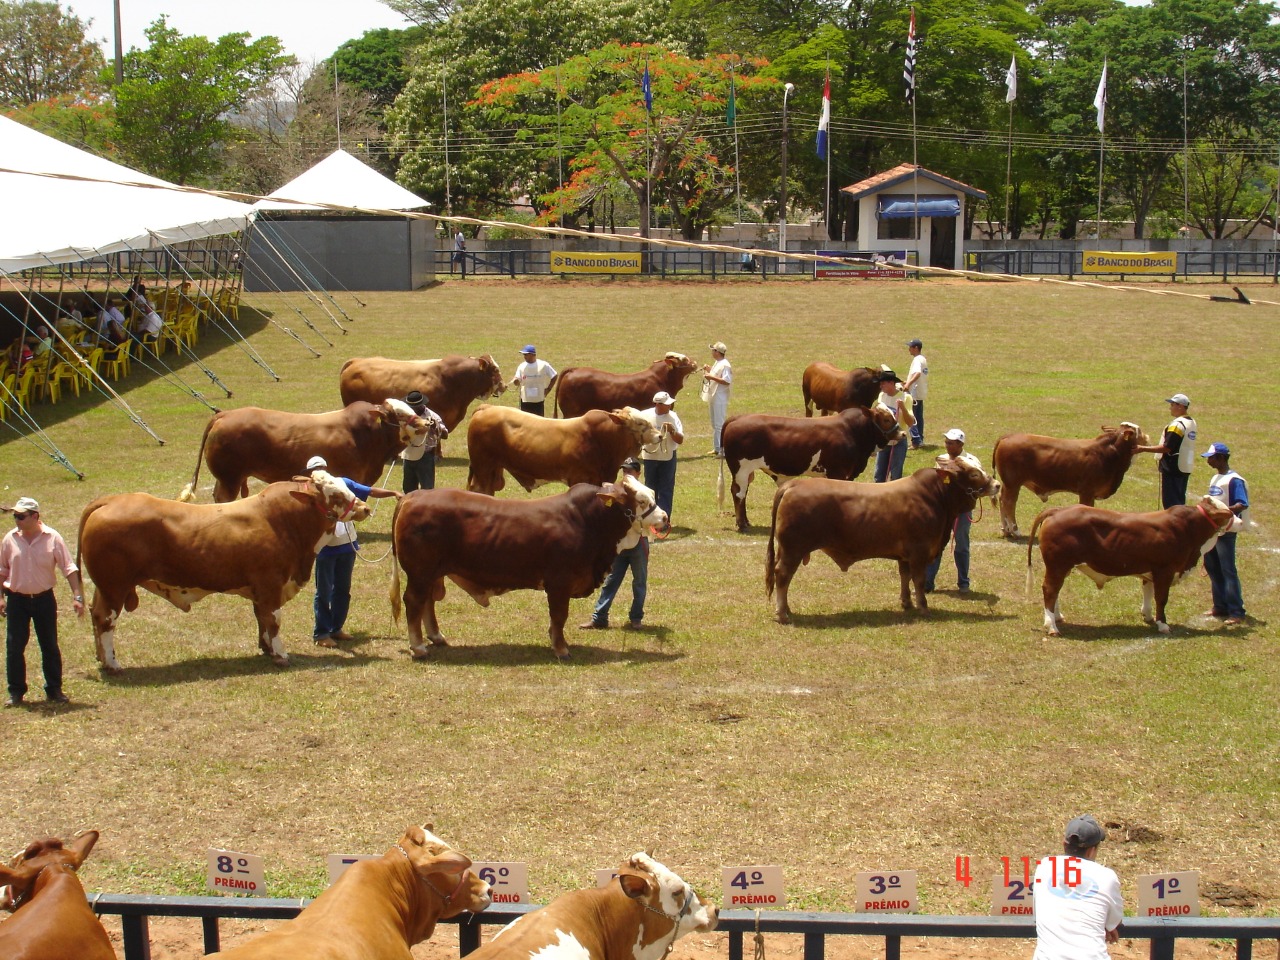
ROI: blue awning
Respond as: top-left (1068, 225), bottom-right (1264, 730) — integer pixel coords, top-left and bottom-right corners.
top-left (877, 197), bottom-right (961, 219)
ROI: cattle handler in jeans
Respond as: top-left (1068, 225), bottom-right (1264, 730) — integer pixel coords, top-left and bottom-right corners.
top-left (401, 390), bottom-right (447, 492)
top-left (1202, 442), bottom-right (1249, 625)
top-left (1137, 392), bottom-right (1197, 508)
top-left (307, 456), bottom-right (401, 646)
top-left (580, 459), bottom-right (649, 631)
top-left (1032, 814), bottom-right (1123, 960)
top-left (924, 428), bottom-right (981, 594)
top-left (1, 497), bottom-right (84, 706)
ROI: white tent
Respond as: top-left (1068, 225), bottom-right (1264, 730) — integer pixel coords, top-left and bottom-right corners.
top-left (0, 115), bottom-right (253, 274)
top-left (254, 149), bottom-right (429, 212)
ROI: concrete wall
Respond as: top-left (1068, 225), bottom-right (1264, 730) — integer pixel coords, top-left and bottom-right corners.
top-left (245, 216), bottom-right (436, 292)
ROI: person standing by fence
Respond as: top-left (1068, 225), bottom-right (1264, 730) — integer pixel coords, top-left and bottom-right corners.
top-left (1032, 814), bottom-right (1123, 960)
top-left (452, 229), bottom-right (466, 273)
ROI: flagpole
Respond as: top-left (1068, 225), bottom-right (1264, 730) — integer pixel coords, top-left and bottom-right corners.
top-left (1004, 102), bottom-right (1013, 240)
top-left (1094, 59), bottom-right (1107, 240)
top-left (730, 63), bottom-right (742, 227)
top-left (824, 58), bottom-right (832, 239)
top-left (556, 62), bottom-right (564, 231)
top-left (906, 8), bottom-right (919, 261)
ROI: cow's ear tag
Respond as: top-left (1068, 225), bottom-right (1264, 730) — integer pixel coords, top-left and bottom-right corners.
top-left (943, 475), bottom-right (951, 484)
top-left (603, 497), bottom-right (614, 507)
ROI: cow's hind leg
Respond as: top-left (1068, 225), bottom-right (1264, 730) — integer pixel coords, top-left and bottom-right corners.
top-left (1000, 483), bottom-right (1021, 538)
top-left (253, 603), bottom-right (289, 666)
top-left (408, 578), bottom-right (449, 659)
top-left (772, 550), bottom-right (802, 624)
top-left (1042, 567), bottom-right (1068, 636)
top-left (1151, 573), bottom-right (1173, 634)
top-left (898, 560), bottom-right (916, 610)
top-left (1141, 578), bottom-right (1156, 624)
top-left (732, 470), bottom-right (751, 532)
top-left (907, 560), bottom-right (929, 612)
top-left (92, 591), bottom-right (126, 673)
top-left (546, 590), bottom-right (571, 661)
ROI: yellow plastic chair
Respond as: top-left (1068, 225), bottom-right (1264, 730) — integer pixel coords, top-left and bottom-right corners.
top-left (0, 372), bottom-right (14, 421)
top-left (11, 365), bottom-right (37, 411)
top-left (102, 340), bottom-right (132, 381)
top-left (140, 333), bottom-right (161, 357)
top-left (75, 347), bottom-right (104, 390)
top-left (26, 353), bottom-right (51, 402)
top-left (46, 359), bottom-right (80, 402)
top-left (215, 286), bottom-right (241, 323)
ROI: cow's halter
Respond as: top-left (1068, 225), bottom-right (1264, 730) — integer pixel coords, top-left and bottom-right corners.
top-left (1196, 501), bottom-right (1234, 532)
top-left (394, 844), bottom-right (472, 907)
top-left (311, 489), bottom-right (358, 522)
top-left (7, 861), bottom-right (73, 911)
top-left (638, 887), bottom-right (694, 958)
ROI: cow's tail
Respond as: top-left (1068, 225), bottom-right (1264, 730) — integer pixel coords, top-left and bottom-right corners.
top-left (389, 496), bottom-right (404, 624)
top-left (552, 370), bottom-right (569, 418)
top-left (765, 483), bottom-right (786, 598)
top-left (802, 378), bottom-right (813, 417)
top-left (991, 434), bottom-right (1007, 478)
top-left (178, 411), bottom-right (220, 502)
top-left (716, 456), bottom-right (726, 510)
top-left (1025, 508), bottom-right (1052, 596)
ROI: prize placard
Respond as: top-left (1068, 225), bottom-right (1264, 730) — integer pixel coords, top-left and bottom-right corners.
top-left (854, 870), bottom-right (917, 912)
top-left (207, 848), bottom-right (267, 897)
top-left (990, 872), bottom-right (1034, 915)
top-left (1137, 872), bottom-right (1199, 917)
top-left (721, 865), bottom-right (786, 908)
top-left (326, 853), bottom-right (380, 885)
top-left (476, 862), bottom-right (530, 904)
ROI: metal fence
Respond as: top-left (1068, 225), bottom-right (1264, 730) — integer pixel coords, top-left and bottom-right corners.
top-left (968, 248), bottom-right (1280, 281)
top-left (440, 250), bottom-right (790, 278)
top-left (89, 894), bottom-right (1280, 960)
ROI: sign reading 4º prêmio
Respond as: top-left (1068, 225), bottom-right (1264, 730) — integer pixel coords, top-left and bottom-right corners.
top-left (722, 865), bottom-right (787, 908)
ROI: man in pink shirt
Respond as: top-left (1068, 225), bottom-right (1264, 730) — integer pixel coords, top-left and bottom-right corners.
top-left (1, 497), bottom-right (85, 707)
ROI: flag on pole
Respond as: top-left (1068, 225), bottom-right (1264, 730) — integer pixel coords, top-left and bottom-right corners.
top-left (816, 73), bottom-right (831, 158)
top-left (904, 8), bottom-right (917, 103)
top-left (642, 60), bottom-right (652, 113)
top-left (726, 71), bottom-right (736, 127)
top-left (1093, 60), bottom-right (1107, 132)
top-left (1005, 54), bottom-right (1017, 103)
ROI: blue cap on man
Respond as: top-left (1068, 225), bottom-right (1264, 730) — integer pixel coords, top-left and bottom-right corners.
top-left (1201, 442), bottom-right (1230, 459)
top-left (520, 345), bottom-right (536, 355)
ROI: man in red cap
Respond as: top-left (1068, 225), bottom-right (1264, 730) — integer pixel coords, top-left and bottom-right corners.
top-left (1, 497), bottom-right (85, 707)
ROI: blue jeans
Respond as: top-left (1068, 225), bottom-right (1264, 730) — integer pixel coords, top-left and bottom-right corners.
top-left (910, 399), bottom-right (924, 446)
top-left (925, 513), bottom-right (971, 591)
top-left (314, 549), bottom-right (356, 638)
top-left (1204, 532), bottom-right (1245, 618)
top-left (403, 453), bottom-right (436, 492)
top-left (591, 539), bottom-right (648, 625)
top-left (643, 456), bottom-right (677, 522)
top-left (5, 589), bottom-right (62, 699)
top-left (874, 441), bottom-right (908, 482)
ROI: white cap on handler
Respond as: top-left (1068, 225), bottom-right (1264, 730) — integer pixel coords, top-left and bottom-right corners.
top-left (306, 456), bottom-right (328, 471)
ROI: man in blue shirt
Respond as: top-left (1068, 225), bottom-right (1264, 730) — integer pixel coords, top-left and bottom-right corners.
top-left (307, 456), bottom-right (401, 646)
top-left (1202, 442), bottom-right (1249, 625)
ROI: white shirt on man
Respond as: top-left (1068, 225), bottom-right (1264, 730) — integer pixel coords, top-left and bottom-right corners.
top-left (907, 353), bottom-right (928, 401)
top-left (704, 358), bottom-right (732, 398)
top-left (514, 358), bottom-right (556, 403)
top-left (1032, 855), bottom-right (1123, 960)
top-left (638, 407), bottom-right (683, 461)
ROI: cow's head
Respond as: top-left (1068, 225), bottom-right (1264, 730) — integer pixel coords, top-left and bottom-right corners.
top-left (293, 469), bottom-right (372, 523)
top-left (615, 852), bottom-right (718, 948)
top-left (867, 404), bottom-right (905, 446)
top-left (473, 354), bottom-right (508, 396)
top-left (380, 398), bottom-right (437, 448)
top-left (1103, 422), bottom-right (1150, 447)
top-left (663, 352), bottom-right (698, 376)
top-left (1, 831), bottom-right (98, 913)
top-left (1196, 495), bottom-right (1242, 549)
top-left (598, 475), bottom-right (667, 538)
top-left (938, 457), bottom-right (1001, 506)
top-left (396, 823), bottom-right (491, 920)
top-left (609, 407), bottom-right (663, 448)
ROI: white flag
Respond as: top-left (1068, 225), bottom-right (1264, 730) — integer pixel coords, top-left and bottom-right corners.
top-left (1093, 60), bottom-right (1107, 133)
top-left (1005, 55), bottom-right (1017, 103)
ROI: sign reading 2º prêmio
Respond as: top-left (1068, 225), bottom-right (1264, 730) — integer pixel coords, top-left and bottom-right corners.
top-left (1082, 250), bottom-right (1178, 275)
top-left (551, 251), bottom-right (643, 274)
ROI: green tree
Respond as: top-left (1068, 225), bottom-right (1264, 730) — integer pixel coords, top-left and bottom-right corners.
top-left (4, 95), bottom-right (116, 153)
top-left (111, 17), bottom-right (294, 184)
top-left (385, 0), bottom-right (703, 220)
top-left (332, 26), bottom-right (427, 111)
top-left (0, 0), bottom-right (105, 105)
top-left (478, 44), bottom-right (774, 238)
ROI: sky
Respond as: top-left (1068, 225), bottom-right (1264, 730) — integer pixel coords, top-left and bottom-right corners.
top-left (68, 0), bottom-right (412, 66)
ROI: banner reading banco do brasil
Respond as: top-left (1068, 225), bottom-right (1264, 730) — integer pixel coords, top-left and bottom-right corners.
top-left (550, 251), bottom-right (643, 274)
top-left (1082, 250), bottom-right (1177, 275)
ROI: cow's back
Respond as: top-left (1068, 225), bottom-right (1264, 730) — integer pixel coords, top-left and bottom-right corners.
top-left (556, 365), bottom-right (656, 418)
top-left (204, 404), bottom-right (381, 489)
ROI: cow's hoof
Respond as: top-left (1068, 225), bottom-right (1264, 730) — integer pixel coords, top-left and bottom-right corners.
top-left (409, 645), bottom-right (432, 660)
top-left (775, 613), bottom-right (791, 625)
top-left (1156, 622), bottom-right (1170, 634)
top-left (271, 654), bottom-right (290, 667)
top-left (99, 663), bottom-right (124, 676)
top-left (1043, 631), bottom-right (1062, 640)
top-left (554, 650), bottom-right (571, 663)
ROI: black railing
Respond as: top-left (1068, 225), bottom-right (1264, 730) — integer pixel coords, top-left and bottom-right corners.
top-left (438, 249), bottom-right (786, 278)
top-left (88, 894), bottom-right (1280, 960)
top-left (969, 248), bottom-right (1280, 280)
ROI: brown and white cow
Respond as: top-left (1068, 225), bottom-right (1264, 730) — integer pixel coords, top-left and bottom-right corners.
top-left (465, 853), bottom-right (717, 960)
top-left (554, 353), bottom-right (698, 418)
top-left (1028, 496), bottom-right (1239, 637)
top-left (78, 472), bottom-right (369, 671)
top-left (339, 354), bottom-right (507, 433)
top-left (719, 406), bottom-right (903, 530)
top-left (0, 832), bottom-right (115, 960)
top-left (466, 405), bottom-right (660, 496)
top-left (179, 399), bottom-right (430, 502)
top-left (992, 423), bottom-right (1150, 538)
top-left (210, 824), bottom-right (491, 960)
top-left (766, 460), bottom-right (1000, 623)
top-left (389, 477), bottom-right (665, 660)
top-left (801, 362), bottom-right (880, 417)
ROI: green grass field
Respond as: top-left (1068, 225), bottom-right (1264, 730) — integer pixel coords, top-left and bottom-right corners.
top-left (1, 277), bottom-right (1276, 922)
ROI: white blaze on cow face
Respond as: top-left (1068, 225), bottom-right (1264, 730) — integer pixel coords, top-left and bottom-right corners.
top-left (620, 475), bottom-right (665, 546)
top-left (385, 397), bottom-right (433, 447)
top-left (618, 407), bottom-right (663, 447)
top-left (623, 852), bottom-right (718, 955)
top-left (310, 469), bottom-right (372, 522)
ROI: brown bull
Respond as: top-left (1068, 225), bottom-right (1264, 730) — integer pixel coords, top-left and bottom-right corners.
top-left (209, 825), bottom-right (491, 960)
top-left (554, 352), bottom-right (697, 418)
top-left (461, 853), bottom-right (717, 960)
top-left (1028, 496), bottom-right (1239, 637)
top-left (179, 399), bottom-right (429, 502)
top-left (78, 473), bottom-right (369, 671)
top-left (338, 354), bottom-right (506, 433)
top-left (766, 460), bottom-right (1000, 622)
top-left (466, 405), bottom-right (660, 496)
top-left (992, 422), bottom-right (1149, 538)
top-left (389, 477), bottom-right (664, 660)
top-left (719, 406), bottom-right (902, 530)
top-left (801, 362), bottom-right (880, 417)
top-left (0, 832), bottom-right (114, 960)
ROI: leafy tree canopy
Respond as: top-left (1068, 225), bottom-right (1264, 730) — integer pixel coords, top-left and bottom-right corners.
top-left (0, 0), bottom-right (105, 105)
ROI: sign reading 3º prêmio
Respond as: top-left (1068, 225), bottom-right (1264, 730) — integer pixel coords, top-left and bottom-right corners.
top-left (551, 251), bottom-right (642, 274)
top-left (1082, 250), bottom-right (1178, 275)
